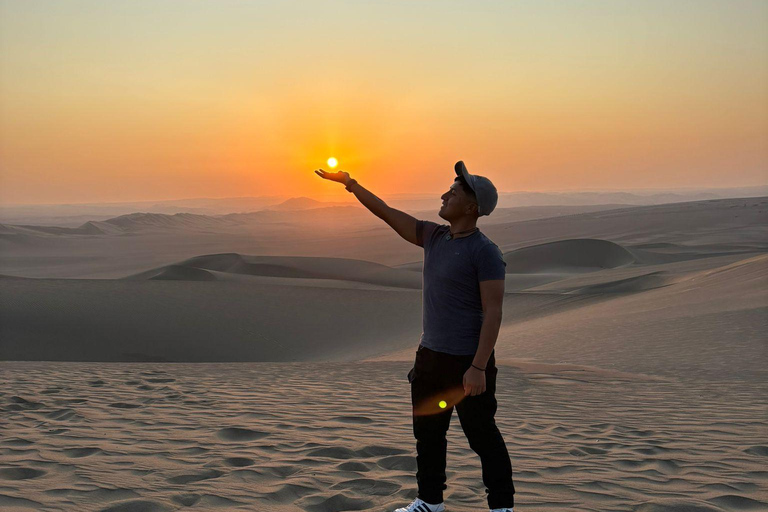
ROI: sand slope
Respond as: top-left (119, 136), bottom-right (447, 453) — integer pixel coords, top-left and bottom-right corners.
top-left (123, 253), bottom-right (422, 290)
top-left (503, 238), bottom-right (636, 273)
top-left (1, 361), bottom-right (765, 512)
top-left (1, 196), bottom-right (766, 511)
top-left (1, 196), bottom-right (765, 279)
top-left (2, 207), bottom-right (766, 367)
top-left (0, 274), bottom-right (423, 363)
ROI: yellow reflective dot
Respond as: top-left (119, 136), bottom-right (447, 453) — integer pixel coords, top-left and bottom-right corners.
top-left (438, 400), bottom-right (447, 409)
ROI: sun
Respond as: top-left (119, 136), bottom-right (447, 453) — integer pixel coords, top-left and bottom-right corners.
top-left (327, 157), bottom-right (338, 168)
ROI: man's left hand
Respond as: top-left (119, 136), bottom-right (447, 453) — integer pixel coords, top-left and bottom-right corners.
top-left (463, 366), bottom-right (486, 396)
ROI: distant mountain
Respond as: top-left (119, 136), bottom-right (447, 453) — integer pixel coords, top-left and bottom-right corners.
top-left (0, 195), bottom-right (289, 227)
top-left (102, 212), bottom-right (243, 231)
top-left (262, 196), bottom-right (353, 211)
top-left (0, 205), bottom-right (370, 237)
top-left (4, 186), bottom-right (767, 226)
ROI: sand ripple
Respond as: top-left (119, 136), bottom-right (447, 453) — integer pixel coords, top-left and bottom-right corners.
top-left (1, 361), bottom-right (766, 511)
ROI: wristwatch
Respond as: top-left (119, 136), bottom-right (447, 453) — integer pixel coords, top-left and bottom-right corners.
top-left (345, 179), bottom-right (358, 192)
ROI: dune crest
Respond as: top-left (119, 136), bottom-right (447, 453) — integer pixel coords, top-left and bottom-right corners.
top-left (504, 238), bottom-right (636, 273)
top-left (122, 253), bottom-right (422, 289)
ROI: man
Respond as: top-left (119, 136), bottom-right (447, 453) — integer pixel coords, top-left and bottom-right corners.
top-left (314, 161), bottom-right (515, 512)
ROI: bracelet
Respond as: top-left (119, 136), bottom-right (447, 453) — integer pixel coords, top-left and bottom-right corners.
top-left (345, 179), bottom-right (358, 192)
top-left (471, 364), bottom-right (486, 371)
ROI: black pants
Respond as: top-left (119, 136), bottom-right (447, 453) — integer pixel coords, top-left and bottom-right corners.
top-left (408, 345), bottom-right (515, 509)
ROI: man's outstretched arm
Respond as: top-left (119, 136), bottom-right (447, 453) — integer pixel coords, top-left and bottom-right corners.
top-left (314, 169), bottom-right (420, 246)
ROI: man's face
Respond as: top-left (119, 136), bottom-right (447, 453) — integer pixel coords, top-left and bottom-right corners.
top-left (439, 182), bottom-right (475, 220)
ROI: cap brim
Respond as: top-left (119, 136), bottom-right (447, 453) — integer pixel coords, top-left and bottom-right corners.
top-left (454, 161), bottom-right (476, 191)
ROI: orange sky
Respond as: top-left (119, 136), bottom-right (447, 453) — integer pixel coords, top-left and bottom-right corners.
top-left (1, 0), bottom-right (766, 205)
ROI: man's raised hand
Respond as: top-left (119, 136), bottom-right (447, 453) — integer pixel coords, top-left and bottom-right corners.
top-left (314, 169), bottom-right (350, 185)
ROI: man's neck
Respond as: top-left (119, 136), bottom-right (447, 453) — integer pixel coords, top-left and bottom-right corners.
top-left (449, 219), bottom-right (478, 238)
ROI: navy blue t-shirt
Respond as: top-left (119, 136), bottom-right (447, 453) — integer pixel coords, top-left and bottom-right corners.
top-left (416, 220), bottom-right (507, 355)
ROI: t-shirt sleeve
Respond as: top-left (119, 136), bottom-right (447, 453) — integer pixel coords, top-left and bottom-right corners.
top-left (477, 243), bottom-right (507, 281)
top-left (416, 220), bottom-right (441, 248)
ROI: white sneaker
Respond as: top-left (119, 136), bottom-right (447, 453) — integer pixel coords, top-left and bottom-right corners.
top-left (393, 498), bottom-right (445, 512)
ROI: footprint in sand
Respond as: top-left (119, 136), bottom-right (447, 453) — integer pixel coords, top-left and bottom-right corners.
top-left (264, 483), bottom-right (316, 503)
top-left (98, 499), bottom-right (173, 512)
top-left (0, 467), bottom-right (46, 480)
top-left (708, 495), bottom-right (768, 510)
top-left (171, 494), bottom-right (200, 506)
top-left (300, 493), bottom-right (373, 512)
top-left (744, 445), bottom-right (768, 457)
top-left (216, 427), bottom-right (270, 442)
top-left (262, 465), bottom-right (303, 478)
top-left (0, 495), bottom-right (44, 509)
top-left (307, 446), bottom-right (358, 459)
top-left (356, 445), bottom-right (409, 458)
top-left (377, 455), bottom-right (416, 471)
top-left (63, 447), bottom-right (101, 458)
top-left (109, 402), bottom-right (142, 409)
top-left (337, 461), bottom-right (372, 472)
top-left (7, 396), bottom-right (44, 410)
top-left (576, 445), bottom-right (609, 455)
top-left (45, 408), bottom-right (81, 421)
top-left (224, 457), bottom-right (255, 467)
top-left (330, 415), bottom-right (374, 424)
top-left (167, 469), bottom-right (223, 484)
top-left (636, 499), bottom-right (731, 512)
top-left (4, 438), bottom-right (34, 447)
top-left (331, 478), bottom-right (401, 495)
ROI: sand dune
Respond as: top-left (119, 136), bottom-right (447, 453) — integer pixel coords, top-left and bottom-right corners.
top-left (1, 360), bottom-right (765, 512)
top-left (2, 202), bottom-right (766, 365)
top-left (2, 247), bottom-right (765, 369)
top-left (0, 273), bottom-right (423, 362)
top-left (1, 196), bottom-right (767, 510)
top-left (123, 253), bottom-right (422, 289)
top-left (137, 264), bottom-right (218, 281)
top-left (1, 196), bottom-right (765, 279)
top-left (503, 238), bottom-right (636, 273)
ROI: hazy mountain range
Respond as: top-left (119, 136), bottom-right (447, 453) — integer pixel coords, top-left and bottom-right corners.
top-left (1, 184), bottom-right (766, 227)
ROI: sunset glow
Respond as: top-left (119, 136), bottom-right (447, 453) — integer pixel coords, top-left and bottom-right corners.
top-left (0, 0), bottom-right (765, 205)
top-left (327, 158), bottom-right (338, 169)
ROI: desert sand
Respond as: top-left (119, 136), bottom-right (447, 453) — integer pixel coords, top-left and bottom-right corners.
top-left (1, 196), bottom-right (767, 511)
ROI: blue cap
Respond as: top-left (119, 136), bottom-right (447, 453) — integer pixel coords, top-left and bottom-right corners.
top-left (454, 161), bottom-right (498, 216)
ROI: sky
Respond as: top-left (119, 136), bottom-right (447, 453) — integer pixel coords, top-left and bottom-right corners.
top-left (1, 0), bottom-right (766, 205)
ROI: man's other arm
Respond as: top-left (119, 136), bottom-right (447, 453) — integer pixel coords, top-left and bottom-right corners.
top-left (346, 178), bottom-right (420, 246)
top-left (473, 279), bottom-right (505, 371)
